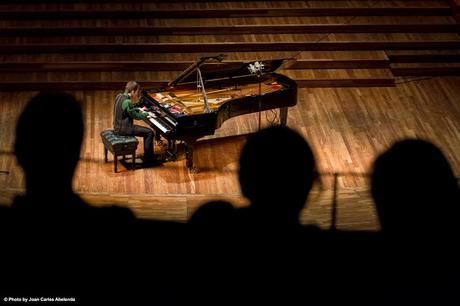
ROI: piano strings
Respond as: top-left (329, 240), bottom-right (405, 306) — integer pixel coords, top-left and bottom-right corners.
top-left (147, 77), bottom-right (286, 115)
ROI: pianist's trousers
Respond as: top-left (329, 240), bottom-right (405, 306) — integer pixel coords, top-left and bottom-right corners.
top-left (133, 125), bottom-right (155, 158)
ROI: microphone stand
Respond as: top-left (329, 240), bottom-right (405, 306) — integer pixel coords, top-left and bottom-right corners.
top-left (248, 61), bottom-right (264, 131)
top-left (257, 73), bottom-right (262, 131)
top-left (330, 172), bottom-right (338, 231)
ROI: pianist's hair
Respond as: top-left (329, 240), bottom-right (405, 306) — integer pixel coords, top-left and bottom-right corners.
top-left (125, 80), bottom-right (140, 93)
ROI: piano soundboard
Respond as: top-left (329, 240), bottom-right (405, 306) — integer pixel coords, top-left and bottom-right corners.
top-left (145, 78), bottom-right (285, 116)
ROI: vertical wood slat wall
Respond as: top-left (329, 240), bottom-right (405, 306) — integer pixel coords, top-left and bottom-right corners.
top-left (0, 0), bottom-right (459, 90)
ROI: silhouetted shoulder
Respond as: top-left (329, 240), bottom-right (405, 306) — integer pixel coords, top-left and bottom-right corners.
top-left (189, 200), bottom-right (236, 227)
top-left (95, 204), bottom-right (137, 221)
top-left (0, 204), bottom-right (12, 226)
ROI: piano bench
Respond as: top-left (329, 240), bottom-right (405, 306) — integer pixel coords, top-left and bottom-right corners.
top-left (100, 130), bottom-right (139, 173)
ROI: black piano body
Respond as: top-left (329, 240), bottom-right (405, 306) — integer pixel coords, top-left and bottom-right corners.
top-left (140, 58), bottom-right (297, 170)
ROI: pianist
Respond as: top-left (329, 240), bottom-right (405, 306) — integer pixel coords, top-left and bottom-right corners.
top-left (114, 80), bottom-right (157, 166)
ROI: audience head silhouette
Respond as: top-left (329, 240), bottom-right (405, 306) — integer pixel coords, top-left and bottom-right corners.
top-left (15, 92), bottom-right (84, 199)
top-left (238, 125), bottom-right (316, 224)
top-left (371, 139), bottom-right (459, 234)
top-left (189, 200), bottom-right (236, 228)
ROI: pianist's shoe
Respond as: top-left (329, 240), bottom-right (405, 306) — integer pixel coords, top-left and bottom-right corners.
top-left (155, 139), bottom-right (167, 148)
top-left (156, 154), bottom-right (171, 163)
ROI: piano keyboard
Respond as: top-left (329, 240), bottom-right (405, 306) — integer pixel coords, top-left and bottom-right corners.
top-left (149, 116), bottom-right (172, 134)
top-left (138, 100), bottom-right (178, 135)
top-left (164, 116), bottom-right (178, 127)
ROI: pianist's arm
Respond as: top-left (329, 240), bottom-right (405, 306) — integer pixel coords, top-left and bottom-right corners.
top-left (122, 98), bottom-right (148, 120)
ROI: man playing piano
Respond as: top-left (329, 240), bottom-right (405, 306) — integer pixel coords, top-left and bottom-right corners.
top-left (113, 80), bottom-right (157, 166)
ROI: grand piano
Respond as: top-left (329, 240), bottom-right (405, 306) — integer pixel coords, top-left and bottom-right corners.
top-left (140, 56), bottom-right (297, 170)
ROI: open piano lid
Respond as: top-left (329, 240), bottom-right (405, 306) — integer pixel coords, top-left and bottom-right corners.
top-left (168, 58), bottom-right (286, 87)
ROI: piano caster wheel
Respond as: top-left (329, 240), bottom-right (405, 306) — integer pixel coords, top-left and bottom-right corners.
top-left (189, 166), bottom-right (199, 173)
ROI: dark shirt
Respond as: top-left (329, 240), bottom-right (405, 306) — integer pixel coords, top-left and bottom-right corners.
top-left (121, 95), bottom-right (148, 120)
top-left (113, 92), bottom-right (147, 135)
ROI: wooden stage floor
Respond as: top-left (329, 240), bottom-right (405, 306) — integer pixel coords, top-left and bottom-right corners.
top-left (1, 76), bottom-right (459, 231)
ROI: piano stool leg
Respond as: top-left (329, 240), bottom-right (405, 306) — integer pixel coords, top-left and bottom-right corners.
top-left (279, 107), bottom-right (288, 126)
top-left (114, 154), bottom-right (118, 173)
top-left (132, 151), bottom-right (136, 170)
top-left (104, 147), bottom-right (108, 163)
top-left (167, 140), bottom-right (178, 161)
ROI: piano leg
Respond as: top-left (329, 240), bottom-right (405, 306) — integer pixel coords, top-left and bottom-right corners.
top-left (184, 140), bottom-right (196, 171)
top-left (165, 139), bottom-right (178, 161)
top-left (279, 107), bottom-right (288, 126)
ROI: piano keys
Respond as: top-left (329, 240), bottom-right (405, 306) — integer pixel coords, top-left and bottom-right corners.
top-left (140, 57), bottom-right (297, 170)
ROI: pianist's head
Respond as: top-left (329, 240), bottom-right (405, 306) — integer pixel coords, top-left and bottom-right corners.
top-left (238, 126), bottom-right (316, 217)
top-left (15, 92), bottom-right (84, 194)
top-left (125, 80), bottom-right (141, 103)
